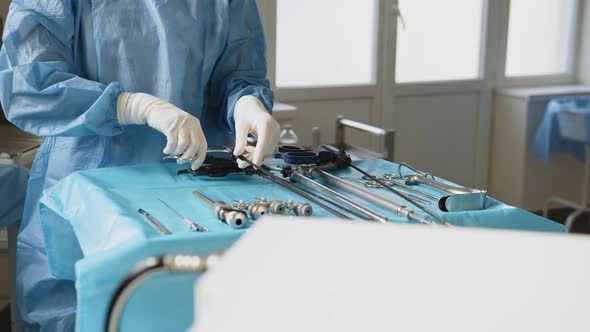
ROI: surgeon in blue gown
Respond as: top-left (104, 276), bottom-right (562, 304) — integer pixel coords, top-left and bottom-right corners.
top-left (0, 1), bottom-right (280, 330)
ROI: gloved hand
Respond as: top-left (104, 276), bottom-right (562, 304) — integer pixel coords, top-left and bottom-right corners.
top-left (117, 93), bottom-right (208, 170)
top-left (233, 96), bottom-right (280, 168)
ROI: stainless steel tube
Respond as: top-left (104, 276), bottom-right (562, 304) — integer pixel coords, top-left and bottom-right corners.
top-left (309, 168), bottom-right (435, 226)
top-left (292, 172), bottom-right (388, 223)
top-left (404, 175), bottom-right (483, 195)
top-left (235, 155), bottom-right (352, 220)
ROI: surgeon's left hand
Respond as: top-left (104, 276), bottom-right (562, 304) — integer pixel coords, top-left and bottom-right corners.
top-left (233, 96), bottom-right (280, 168)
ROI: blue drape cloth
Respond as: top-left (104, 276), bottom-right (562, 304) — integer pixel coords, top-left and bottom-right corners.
top-left (38, 160), bottom-right (564, 332)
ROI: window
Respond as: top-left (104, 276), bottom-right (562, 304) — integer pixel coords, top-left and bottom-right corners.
top-left (276, 0), bottom-right (379, 88)
top-left (505, 0), bottom-right (577, 77)
top-left (395, 0), bottom-right (485, 83)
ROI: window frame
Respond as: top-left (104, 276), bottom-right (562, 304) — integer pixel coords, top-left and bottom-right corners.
top-left (271, 0), bottom-right (382, 91)
top-left (262, 0), bottom-right (582, 93)
top-left (393, 0), bottom-right (489, 85)
top-left (496, 0), bottom-right (582, 87)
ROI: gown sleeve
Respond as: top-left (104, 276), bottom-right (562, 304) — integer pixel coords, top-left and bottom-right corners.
top-left (0, 0), bottom-right (124, 137)
top-left (208, 0), bottom-right (275, 133)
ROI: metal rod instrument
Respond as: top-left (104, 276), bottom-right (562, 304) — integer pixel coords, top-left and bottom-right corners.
top-left (306, 167), bottom-right (437, 226)
top-left (157, 198), bottom-right (208, 232)
top-left (291, 172), bottom-right (388, 223)
top-left (346, 166), bottom-right (454, 227)
top-left (404, 175), bottom-right (487, 212)
top-left (234, 155), bottom-right (354, 220)
top-left (138, 209), bottom-right (172, 235)
top-left (364, 178), bottom-right (440, 201)
top-left (191, 191), bottom-right (248, 229)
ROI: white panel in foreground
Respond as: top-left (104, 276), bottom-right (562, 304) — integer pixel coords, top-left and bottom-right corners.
top-left (191, 218), bottom-right (590, 332)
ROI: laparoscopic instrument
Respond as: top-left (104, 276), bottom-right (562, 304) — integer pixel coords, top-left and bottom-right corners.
top-left (233, 154), bottom-right (356, 220)
top-left (404, 175), bottom-right (487, 212)
top-left (272, 145), bottom-right (450, 226)
top-left (236, 148), bottom-right (438, 226)
top-left (191, 191), bottom-right (249, 229)
top-left (138, 209), bottom-right (172, 235)
top-left (157, 199), bottom-right (208, 232)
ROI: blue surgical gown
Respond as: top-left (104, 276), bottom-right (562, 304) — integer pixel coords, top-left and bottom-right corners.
top-left (0, 0), bottom-right (273, 330)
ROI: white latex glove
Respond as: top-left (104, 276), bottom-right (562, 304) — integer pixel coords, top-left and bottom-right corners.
top-left (233, 96), bottom-right (280, 168)
top-left (117, 92), bottom-right (208, 170)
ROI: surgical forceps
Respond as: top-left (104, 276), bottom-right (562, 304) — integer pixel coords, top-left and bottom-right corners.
top-left (163, 147), bottom-right (233, 163)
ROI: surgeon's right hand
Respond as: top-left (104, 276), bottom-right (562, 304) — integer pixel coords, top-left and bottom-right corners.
top-left (117, 93), bottom-right (208, 170)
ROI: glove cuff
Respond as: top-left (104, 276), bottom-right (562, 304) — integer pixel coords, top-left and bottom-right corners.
top-left (116, 92), bottom-right (153, 125)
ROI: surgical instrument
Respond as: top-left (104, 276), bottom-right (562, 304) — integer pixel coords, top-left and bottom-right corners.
top-left (404, 175), bottom-right (487, 212)
top-left (234, 154), bottom-right (354, 220)
top-left (303, 166), bottom-right (437, 226)
top-left (362, 176), bottom-right (439, 200)
top-left (106, 253), bottom-right (223, 332)
top-left (232, 200), bottom-right (270, 220)
top-left (157, 199), bottom-right (208, 232)
top-left (164, 147), bottom-right (236, 163)
top-left (397, 163), bottom-right (436, 180)
top-left (404, 175), bottom-right (483, 195)
top-left (284, 201), bottom-right (314, 217)
top-left (291, 172), bottom-right (388, 222)
top-left (363, 181), bottom-right (434, 206)
top-left (348, 167), bottom-right (454, 227)
top-left (138, 209), bottom-right (172, 235)
top-left (301, 145), bottom-right (452, 226)
top-left (254, 198), bottom-right (288, 215)
top-left (192, 191), bottom-right (248, 229)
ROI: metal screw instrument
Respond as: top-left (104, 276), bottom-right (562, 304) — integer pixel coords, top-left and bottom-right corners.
top-left (157, 199), bottom-right (208, 232)
top-left (284, 200), bottom-right (314, 216)
top-left (138, 209), bottom-right (172, 235)
top-left (254, 198), bottom-right (288, 215)
top-left (192, 191), bottom-right (248, 229)
top-left (231, 200), bottom-right (270, 220)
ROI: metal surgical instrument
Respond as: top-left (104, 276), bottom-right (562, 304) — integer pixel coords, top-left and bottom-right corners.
top-left (234, 154), bottom-right (354, 220)
top-left (347, 167), bottom-right (454, 227)
top-left (232, 200), bottom-right (270, 220)
top-left (291, 172), bottom-right (388, 223)
top-left (284, 201), bottom-right (314, 217)
top-left (192, 191), bottom-right (248, 229)
top-left (404, 175), bottom-right (487, 212)
top-left (157, 199), bottom-right (208, 232)
top-left (363, 181), bottom-right (434, 206)
top-left (254, 198), bottom-right (288, 215)
top-left (138, 209), bottom-right (172, 235)
top-left (404, 175), bottom-right (481, 195)
top-left (304, 166), bottom-right (439, 226)
top-left (163, 147), bottom-right (235, 163)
